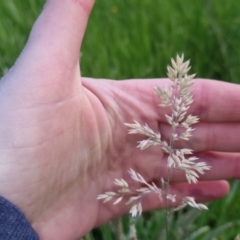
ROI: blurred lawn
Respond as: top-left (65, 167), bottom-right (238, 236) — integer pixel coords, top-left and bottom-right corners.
top-left (1, 0), bottom-right (240, 239)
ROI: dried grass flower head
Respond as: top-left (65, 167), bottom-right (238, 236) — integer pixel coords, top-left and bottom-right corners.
top-left (98, 55), bottom-right (211, 217)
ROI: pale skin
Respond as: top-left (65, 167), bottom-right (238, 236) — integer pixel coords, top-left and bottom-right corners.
top-left (0, 0), bottom-right (240, 239)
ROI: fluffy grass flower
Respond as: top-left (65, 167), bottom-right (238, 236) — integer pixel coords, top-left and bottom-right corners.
top-left (98, 54), bottom-right (210, 222)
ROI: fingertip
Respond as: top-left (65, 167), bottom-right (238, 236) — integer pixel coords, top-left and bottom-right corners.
top-left (73, 0), bottom-right (95, 14)
top-left (218, 180), bottom-right (230, 196)
top-left (187, 180), bottom-right (230, 202)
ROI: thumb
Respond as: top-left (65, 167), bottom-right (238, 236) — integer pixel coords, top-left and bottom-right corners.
top-left (1, 0), bottom-right (95, 106)
top-left (8, 0), bottom-right (94, 86)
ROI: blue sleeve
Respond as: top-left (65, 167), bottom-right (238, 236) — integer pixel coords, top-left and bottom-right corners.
top-left (0, 196), bottom-right (39, 240)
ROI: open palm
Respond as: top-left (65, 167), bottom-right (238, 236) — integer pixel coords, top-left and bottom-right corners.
top-left (1, 1), bottom-right (240, 239)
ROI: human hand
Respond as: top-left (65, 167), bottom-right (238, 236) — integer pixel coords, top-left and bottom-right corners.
top-left (0, 0), bottom-right (240, 239)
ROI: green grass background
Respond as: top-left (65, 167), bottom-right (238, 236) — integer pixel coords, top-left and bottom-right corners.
top-left (1, 0), bottom-right (240, 239)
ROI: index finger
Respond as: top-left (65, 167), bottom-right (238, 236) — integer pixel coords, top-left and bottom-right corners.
top-left (118, 78), bottom-right (240, 123)
top-left (191, 79), bottom-right (240, 122)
